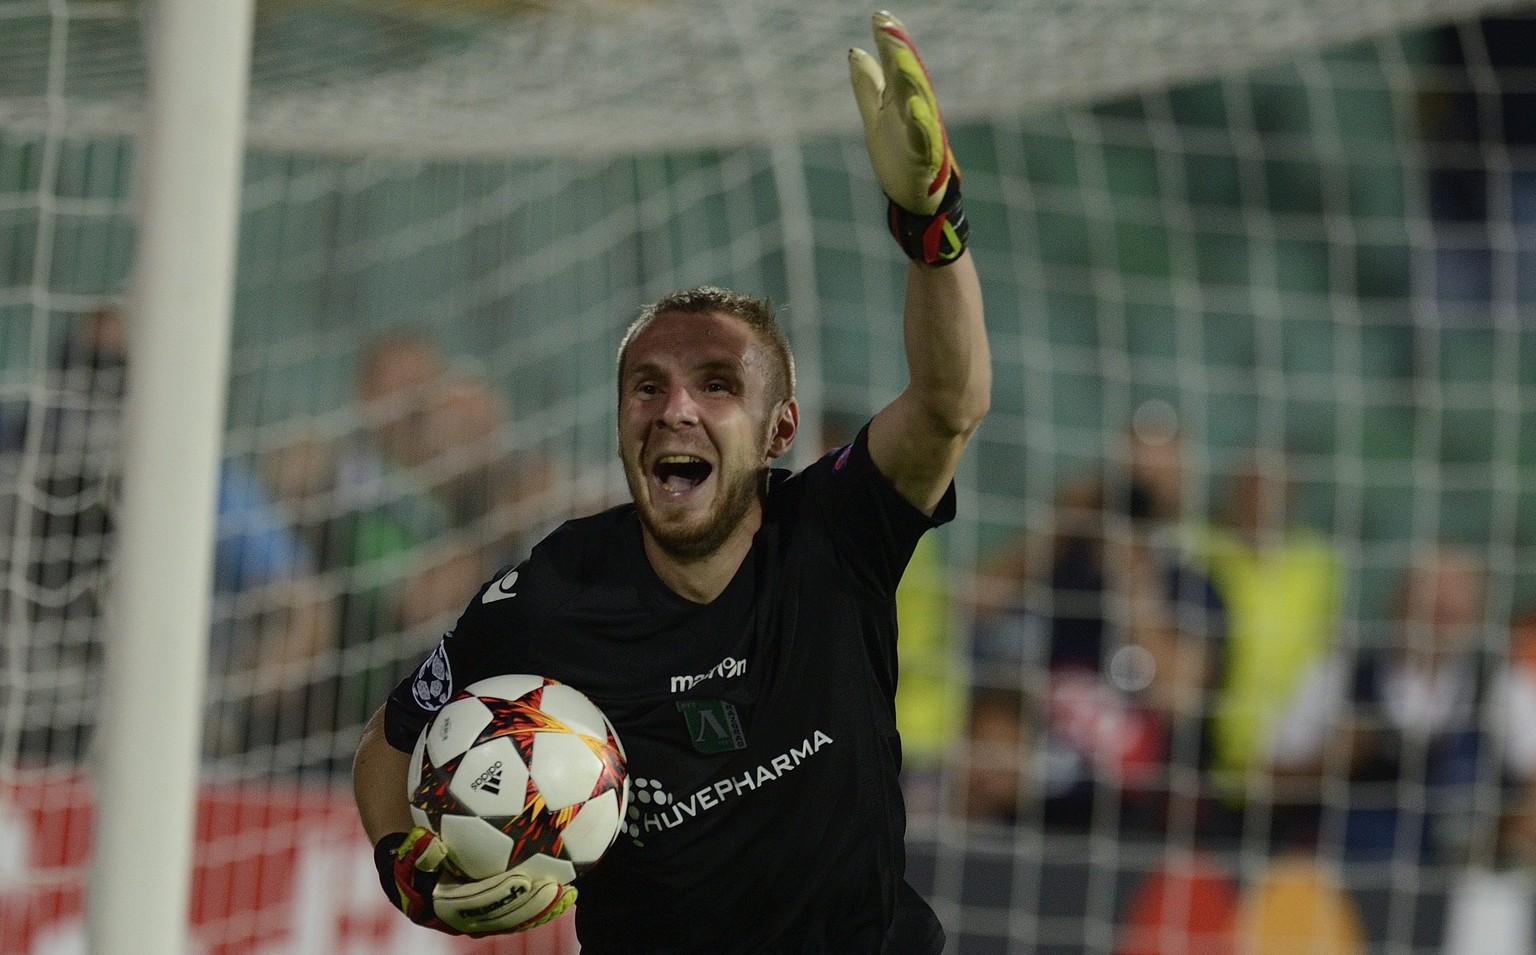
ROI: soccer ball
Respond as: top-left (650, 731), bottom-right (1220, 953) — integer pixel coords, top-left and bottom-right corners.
top-left (408, 674), bottom-right (629, 882)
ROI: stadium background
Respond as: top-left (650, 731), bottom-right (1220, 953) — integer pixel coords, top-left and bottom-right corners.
top-left (3, 0), bottom-right (1536, 952)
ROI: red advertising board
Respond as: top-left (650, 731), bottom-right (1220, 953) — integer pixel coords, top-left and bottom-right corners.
top-left (0, 773), bottom-right (579, 955)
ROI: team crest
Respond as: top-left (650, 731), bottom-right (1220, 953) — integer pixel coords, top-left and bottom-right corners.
top-left (676, 699), bottom-right (747, 753)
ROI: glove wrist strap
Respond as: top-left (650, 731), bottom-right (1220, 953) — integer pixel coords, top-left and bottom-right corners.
top-left (374, 831), bottom-right (462, 936)
top-left (887, 177), bottom-right (969, 266)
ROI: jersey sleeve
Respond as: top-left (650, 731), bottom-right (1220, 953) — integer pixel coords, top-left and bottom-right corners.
top-left (381, 561), bottom-right (531, 752)
top-left (807, 424), bottom-right (956, 600)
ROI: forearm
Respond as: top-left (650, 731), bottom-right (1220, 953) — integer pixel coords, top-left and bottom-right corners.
top-left (354, 705), bottom-right (416, 842)
top-left (903, 253), bottom-right (990, 436)
top-left (867, 253), bottom-right (989, 512)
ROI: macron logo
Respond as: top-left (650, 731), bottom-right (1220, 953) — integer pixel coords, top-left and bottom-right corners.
top-left (482, 568), bottom-right (519, 604)
top-left (670, 656), bottom-right (747, 694)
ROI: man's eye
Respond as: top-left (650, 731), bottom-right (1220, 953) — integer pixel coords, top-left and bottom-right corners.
top-left (705, 381), bottom-right (730, 393)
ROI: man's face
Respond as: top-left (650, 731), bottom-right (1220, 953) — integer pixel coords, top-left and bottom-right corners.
top-left (617, 311), bottom-right (795, 560)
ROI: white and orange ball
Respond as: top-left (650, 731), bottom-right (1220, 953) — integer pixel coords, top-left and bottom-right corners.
top-left (408, 674), bottom-right (629, 882)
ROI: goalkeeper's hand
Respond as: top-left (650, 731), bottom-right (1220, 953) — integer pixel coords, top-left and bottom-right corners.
top-left (849, 10), bottom-right (969, 265)
top-left (374, 827), bottom-right (577, 936)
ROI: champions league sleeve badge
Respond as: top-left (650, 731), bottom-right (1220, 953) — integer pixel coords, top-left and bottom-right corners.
top-left (411, 641), bottom-right (455, 710)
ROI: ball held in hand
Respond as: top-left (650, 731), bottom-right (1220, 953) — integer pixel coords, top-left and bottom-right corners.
top-left (408, 674), bottom-right (629, 882)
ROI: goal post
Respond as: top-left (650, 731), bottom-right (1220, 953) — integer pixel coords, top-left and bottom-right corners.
top-left (88, 1), bottom-right (253, 954)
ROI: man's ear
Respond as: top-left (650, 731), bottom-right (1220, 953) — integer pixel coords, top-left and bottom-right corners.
top-left (766, 398), bottom-right (798, 460)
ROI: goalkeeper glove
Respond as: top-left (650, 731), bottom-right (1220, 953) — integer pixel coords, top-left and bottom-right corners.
top-left (849, 11), bottom-right (969, 266)
top-left (374, 827), bottom-right (577, 936)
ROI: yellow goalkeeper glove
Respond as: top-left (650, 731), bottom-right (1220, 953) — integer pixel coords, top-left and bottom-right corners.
top-left (849, 10), bottom-right (969, 265)
top-left (433, 862), bottom-right (577, 936)
top-left (374, 827), bottom-right (576, 936)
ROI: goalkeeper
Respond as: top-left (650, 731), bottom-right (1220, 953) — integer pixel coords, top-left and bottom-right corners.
top-left (353, 11), bottom-right (988, 952)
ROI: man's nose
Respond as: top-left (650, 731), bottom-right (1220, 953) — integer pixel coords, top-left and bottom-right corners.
top-left (657, 386), bottom-right (701, 428)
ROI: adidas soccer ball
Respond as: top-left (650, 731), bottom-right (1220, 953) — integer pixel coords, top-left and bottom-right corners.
top-left (407, 674), bottom-right (629, 882)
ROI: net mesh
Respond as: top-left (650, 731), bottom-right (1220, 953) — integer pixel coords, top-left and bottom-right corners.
top-left (5, 0), bottom-right (1536, 952)
top-left (0, 0), bottom-right (1530, 155)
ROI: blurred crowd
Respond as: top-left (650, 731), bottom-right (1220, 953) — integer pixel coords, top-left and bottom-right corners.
top-left (0, 303), bottom-right (587, 776)
top-left (952, 399), bottom-right (1536, 881)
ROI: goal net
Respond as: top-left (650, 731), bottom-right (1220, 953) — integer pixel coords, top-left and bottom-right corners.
top-left (3, 0), bottom-right (1536, 952)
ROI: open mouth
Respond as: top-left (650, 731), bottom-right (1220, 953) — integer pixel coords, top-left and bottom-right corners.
top-left (653, 454), bottom-right (713, 493)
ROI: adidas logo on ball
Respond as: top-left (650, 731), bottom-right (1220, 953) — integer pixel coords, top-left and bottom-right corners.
top-left (471, 761), bottom-right (505, 795)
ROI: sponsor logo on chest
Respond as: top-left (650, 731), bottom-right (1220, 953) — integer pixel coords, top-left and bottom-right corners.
top-left (623, 729), bottom-right (835, 847)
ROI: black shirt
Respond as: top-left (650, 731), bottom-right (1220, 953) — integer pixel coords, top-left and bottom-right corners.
top-left (384, 428), bottom-right (951, 954)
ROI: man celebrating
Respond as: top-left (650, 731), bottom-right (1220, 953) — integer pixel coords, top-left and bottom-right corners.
top-left (353, 12), bottom-right (989, 952)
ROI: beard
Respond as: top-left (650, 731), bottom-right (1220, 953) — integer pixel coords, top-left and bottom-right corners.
top-left (632, 460), bottom-right (764, 562)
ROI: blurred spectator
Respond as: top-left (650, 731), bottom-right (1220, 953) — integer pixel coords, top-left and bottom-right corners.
top-left (1190, 452), bottom-right (1343, 845)
top-left (0, 304), bottom-right (337, 768)
top-left (1116, 854), bottom-right (1239, 955)
top-left (971, 411), bottom-right (1227, 834)
top-left (203, 459), bottom-right (338, 772)
top-left (424, 372), bottom-right (512, 527)
top-left (262, 332), bottom-right (576, 765)
top-left (266, 334), bottom-right (459, 638)
top-left (352, 329), bottom-right (453, 493)
top-left (262, 333), bottom-right (459, 760)
top-left (953, 686), bottom-right (1036, 824)
top-left (1119, 398), bottom-right (1186, 524)
top-left (1274, 546), bottom-right (1536, 864)
top-left (1490, 607), bottom-right (1536, 869)
top-left (420, 370), bottom-right (567, 569)
top-left (1235, 854), bottom-right (1369, 955)
top-left (970, 399), bottom-right (1187, 629)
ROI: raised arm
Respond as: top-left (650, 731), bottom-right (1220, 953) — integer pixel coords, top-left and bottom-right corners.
top-left (850, 12), bottom-right (991, 515)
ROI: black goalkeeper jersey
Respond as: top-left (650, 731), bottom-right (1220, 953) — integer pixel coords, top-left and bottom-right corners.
top-left (383, 427), bottom-right (951, 954)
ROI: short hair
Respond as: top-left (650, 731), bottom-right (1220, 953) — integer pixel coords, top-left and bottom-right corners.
top-left (616, 286), bottom-right (795, 406)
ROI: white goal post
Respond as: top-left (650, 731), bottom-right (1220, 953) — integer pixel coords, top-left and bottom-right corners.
top-left (88, 2), bottom-right (252, 954)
